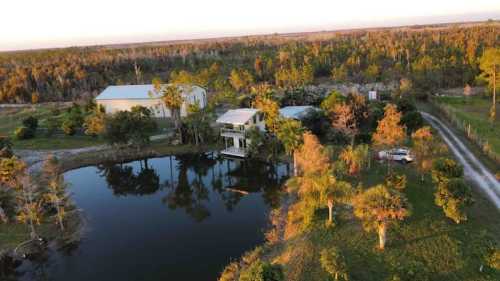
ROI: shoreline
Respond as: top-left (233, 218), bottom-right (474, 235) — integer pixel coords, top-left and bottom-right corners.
top-left (2, 142), bottom-right (220, 270)
top-left (15, 142), bottom-right (221, 174)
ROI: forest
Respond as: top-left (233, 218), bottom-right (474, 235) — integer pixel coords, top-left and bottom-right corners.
top-left (0, 22), bottom-right (498, 103)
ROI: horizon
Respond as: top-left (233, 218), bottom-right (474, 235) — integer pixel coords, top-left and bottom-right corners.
top-left (1, 0), bottom-right (499, 52)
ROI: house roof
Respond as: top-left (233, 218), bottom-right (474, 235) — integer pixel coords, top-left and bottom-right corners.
top-left (95, 84), bottom-right (205, 100)
top-left (279, 106), bottom-right (317, 120)
top-left (216, 108), bottom-right (260, 125)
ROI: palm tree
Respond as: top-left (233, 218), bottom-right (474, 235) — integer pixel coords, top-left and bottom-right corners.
top-left (322, 179), bottom-right (352, 225)
top-left (353, 185), bottom-right (411, 250)
top-left (151, 79), bottom-right (184, 140)
top-left (276, 119), bottom-right (304, 176)
top-left (161, 84), bottom-right (184, 136)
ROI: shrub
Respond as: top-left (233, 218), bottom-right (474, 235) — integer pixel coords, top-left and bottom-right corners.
top-left (238, 259), bottom-right (284, 281)
top-left (219, 262), bottom-right (240, 281)
top-left (241, 247), bottom-right (264, 265)
top-left (61, 103), bottom-right (85, 135)
top-left (61, 119), bottom-right (78, 135)
top-left (431, 158), bottom-right (463, 184)
top-left (0, 136), bottom-right (13, 158)
top-left (104, 106), bottom-right (157, 146)
top-left (84, 111), bottom-right (106, 136)
top-left (385, 173), bottom-right (407, 190)
top-left (31, 92), bottom-right (40, 104)
top-left (401, 111), bottom-right (424, 134)
top-left (487, 248), bottom-right (500, 270)
top-left (261, 264), bottom-right (284, 281)
top-left (496, 172), bottom-right (500, 181)
top-left (320, 246), bottom-right (349, 281)
top-left (434, 178), bottom-right (473, 224)
top-left (22, 116), bottom-right (38, 131)
top-left (396, 98), bottom-right (417, 114)
top-left (14, 126), bottom-right (35, 140)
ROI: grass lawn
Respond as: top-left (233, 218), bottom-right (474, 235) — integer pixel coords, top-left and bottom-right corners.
top-left (0, 104), bottom-right (105, 150)
top-left (0, 223), bottom-right (56, 253)
top-left (433, 96), bottom-right (500, 163)
top-left (0, 105), bottom-right (174, 150)
top-left (266, 160), bottom-right (500, 281)
top-left (0, 106), bottom-right (57, 135)
top-left (13, 135), bottom-right (105, 150)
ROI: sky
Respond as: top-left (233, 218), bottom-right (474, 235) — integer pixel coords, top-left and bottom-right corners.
top-left (1, 0), bottom-right (499, 51)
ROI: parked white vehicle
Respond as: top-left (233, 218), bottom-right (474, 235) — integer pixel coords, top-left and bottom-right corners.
top-left (378, 148), bottom-right (414, 164)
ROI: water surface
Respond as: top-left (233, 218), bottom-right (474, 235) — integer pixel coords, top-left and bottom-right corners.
top-left (18, 153), bottom-right (288, 281)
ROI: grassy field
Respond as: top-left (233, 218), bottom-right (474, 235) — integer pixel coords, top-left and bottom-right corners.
top-left (0, 104), bottom-right (174, 150)
top-left (260, 159), bottom-right (500, 281)
top-left (0, 223), bottom-right (57, 254)
top-left (0, 106), bottom-right (57, 135)
top-left (433, 96), bottom-right (500, 164)
top-left (0, 104), bottom-right (104, 150)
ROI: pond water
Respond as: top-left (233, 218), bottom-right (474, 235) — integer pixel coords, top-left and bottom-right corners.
top-left (17, 153), bottom-right (289, 281)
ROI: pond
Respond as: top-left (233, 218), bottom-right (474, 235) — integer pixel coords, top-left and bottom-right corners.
top-left (17, 153), bottom-right (289, 281)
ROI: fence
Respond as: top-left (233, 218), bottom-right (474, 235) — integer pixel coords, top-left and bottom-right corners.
top-left (430, 100), bottom-right (500, 165)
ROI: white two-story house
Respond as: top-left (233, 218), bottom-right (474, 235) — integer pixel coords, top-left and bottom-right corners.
top-left (216, 108), bottom-right (265, 157)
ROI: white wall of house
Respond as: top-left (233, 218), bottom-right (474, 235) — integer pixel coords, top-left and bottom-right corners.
top-left (97, 98), bottom-right (173, 118)
top-left (96, 84), bottom-right (207, 118)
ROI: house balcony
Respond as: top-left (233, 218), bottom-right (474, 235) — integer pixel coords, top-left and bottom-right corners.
top-left (220, 128), bottom-right (246, 138)
top-left (220, 146), bottom-right (247, 157)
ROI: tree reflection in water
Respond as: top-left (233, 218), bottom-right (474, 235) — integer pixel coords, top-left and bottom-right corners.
top-left (98, 153), bottom-right (288, 222)
top-left (163, 153), bottom-right (214, 222)
top-left (97, 159), bottom-right (161, 196)
top-left (8, 153), bottom-right (289, 281)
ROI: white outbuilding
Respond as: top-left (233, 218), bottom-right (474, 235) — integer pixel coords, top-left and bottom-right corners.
top-left (95, 84), bottom-right (207, 118)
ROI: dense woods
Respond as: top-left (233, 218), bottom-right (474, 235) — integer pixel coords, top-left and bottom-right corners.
top-left (0, 23), bottom-right (498, 103)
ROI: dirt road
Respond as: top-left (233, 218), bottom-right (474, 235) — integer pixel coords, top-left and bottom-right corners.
top-left (421, 112), bottom-right (500, 210)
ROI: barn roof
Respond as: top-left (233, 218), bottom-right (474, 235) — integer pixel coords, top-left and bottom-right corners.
top-left (216, 108), bottom-right (260, 125)
top-left (95, 84), bottom-right (205, 100)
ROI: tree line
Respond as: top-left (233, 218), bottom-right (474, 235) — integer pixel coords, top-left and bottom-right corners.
top-left (0, 23), bottom-right (498, 103)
